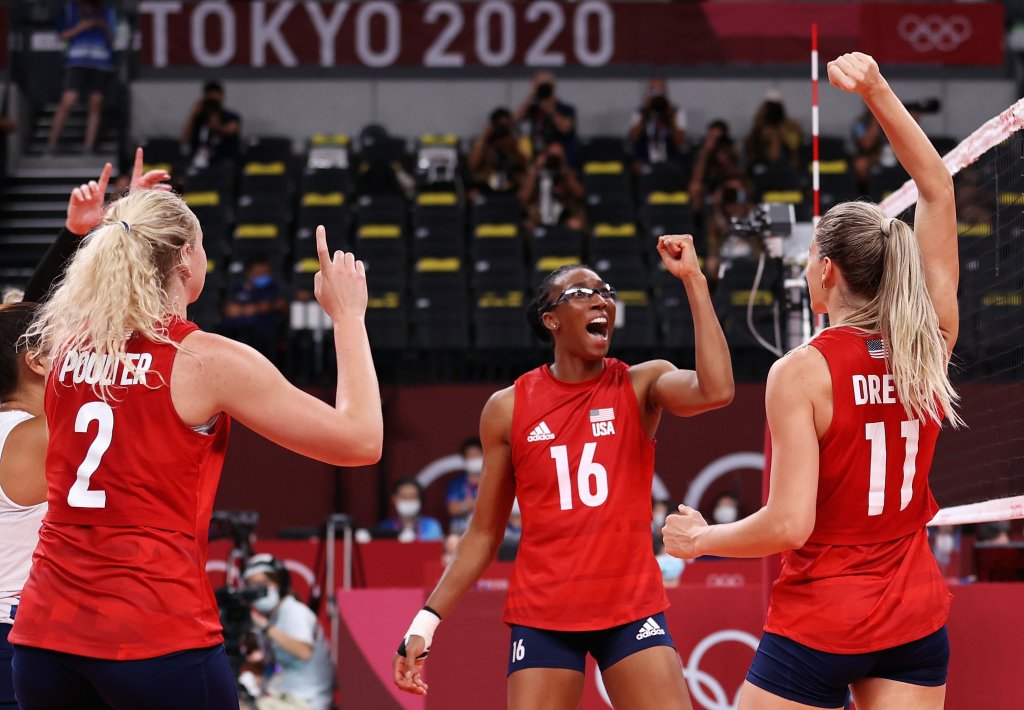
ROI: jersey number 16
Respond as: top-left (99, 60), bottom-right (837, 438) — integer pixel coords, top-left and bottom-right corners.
top-left (551, 443), bottom-right (609, 510)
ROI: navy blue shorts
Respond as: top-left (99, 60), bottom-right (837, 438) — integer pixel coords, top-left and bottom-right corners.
top-left (1, 624), bottom-right (16, 710)
top-left (12, 643), bottom-right (238, 710)
top-left (746, 627), bottom-right (949, 709)
top-left (508, 611), bottom-right (676, 676)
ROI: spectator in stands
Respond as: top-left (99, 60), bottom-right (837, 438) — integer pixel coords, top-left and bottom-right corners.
top-left (468, 107), bottom-right (529, 196)
top-left (690, 119), bottom-right (744, 235)
top-left (182, 80), bottom-right (241, 169)
top-left (243, 555), bottom-right (335, 710)
top-left (928, 524), bottom-right (961, 569)
top-left (514, 71), bottom-right (578, 165)
top-left (976, 521), bottom-right (1011, 546)
top-left (654, 536), bottom-right (684, 588)
top-left (629, 78), bottom-right (688, 169)
top-left (221, 259), bottom-right (287, 361)
top-left (46, 0), bottom-right (118, 155)
top-left (710, 491), bottom-right (743, 524)
top-left (446, 437), bottom-right (484, 535)
top-left (705, 178), bottom-right (757, 281)
top-left (745, 90), bottom-right (804, 173)
top-left (519, 142), bottom-right (586, 232)
top-left (377, 477), bottom-right (444, 542)
top-left (851, 109), bottom-right (889, 191)
top-left (652, 498), bottom-right (671, 535)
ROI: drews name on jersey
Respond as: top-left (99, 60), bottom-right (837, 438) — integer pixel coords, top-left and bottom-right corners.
top-left (853, 374), bottom-right (901, 406)
top-left (57, 350), bottom-right (154, 387)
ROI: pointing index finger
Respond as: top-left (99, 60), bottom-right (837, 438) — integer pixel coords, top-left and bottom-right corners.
top-left (131, 147), bottom-right (144, 186)
top-left (315, 225), bottom-right (330, 275)
top-left (97, 162), bottom-right (112, 196)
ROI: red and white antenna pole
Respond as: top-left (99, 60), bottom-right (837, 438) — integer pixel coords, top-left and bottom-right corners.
top-left (811, 23), bottom-right (820, 227)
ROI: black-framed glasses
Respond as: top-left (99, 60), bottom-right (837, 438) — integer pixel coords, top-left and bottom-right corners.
top-left (542, 285), bottom-right (617, 313)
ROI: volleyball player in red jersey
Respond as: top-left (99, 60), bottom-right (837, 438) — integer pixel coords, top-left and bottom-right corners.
top-left (663, 54), bottom-right (959, 710)
top-left (393, 235), bottom-right (734, 709)
top-left (10, 187), bottom-right (382, 709)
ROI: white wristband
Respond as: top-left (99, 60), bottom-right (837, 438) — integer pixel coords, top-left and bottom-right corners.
top-left (403, 608), bottom-right (442, 652)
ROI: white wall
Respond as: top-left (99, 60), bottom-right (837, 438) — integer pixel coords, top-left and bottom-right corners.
top-left (131, 76), bottom-right (1018, 151)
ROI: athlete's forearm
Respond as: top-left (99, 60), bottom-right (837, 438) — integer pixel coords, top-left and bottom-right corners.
top-left (425, 529), bottom-right (503, 618)
top-left (695, 507), bottom-right (805, 558)
top-left (863, 82), bottom-right (951, 202)
top-left (683, 273), bottom-right (734, 406)
top-left (331, 315), bottom-right (383, 462)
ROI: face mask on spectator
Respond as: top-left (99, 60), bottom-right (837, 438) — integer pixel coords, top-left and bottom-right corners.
top-left (253, 585), bottom-right (280, 613)
top-left (713, 504), bottom-right (738, 524)
top-left (465, 458), bottom-right (483, 475)
top-left (396, 499), bottom-right (421, 518)
top-left (935, 531), bottom-right (955, 555)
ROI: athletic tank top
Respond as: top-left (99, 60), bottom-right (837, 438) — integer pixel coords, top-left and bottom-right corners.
top-left (0, 410), bottom-right (47, 625)
top-left (764, 327), bottom-right (950, 652)
top-left (10, 317), bottom-right (231, 659)
top-left (504, 359), bottom-right (668, 631)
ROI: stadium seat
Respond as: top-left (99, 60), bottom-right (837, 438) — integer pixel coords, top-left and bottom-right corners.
top-left (411, 263), bottom-right (470, 349)
top-left (581, 159), bottom-right (631, 204)
top-left (365, 290), bottom-right (409, 349)
top-left (529, 225), bottom-right (584, 261)
top-left (413, 189), bottom-right (464, 258)
top-left (588, 222), bottom-right (641, 264)
top-left (867, 163), bottom-right (909, 203)
top-left (232, 196), bottom-right (290, 264)
top-left (138, 135), bottom-right (186, 177)
top-left (639, 190), bottom-right (695, 247)
top-left (243, 135), bottom-right (294, 165)
top-left (713, 256), bottom-right (782, 352)
top-left (474, 289), bottom-right (530, 348)
top-left (611, 287), bottom-right (657, 350)
top-left (416, 134), bottom-right (463, 189)
top-left (183, 189), bottom-right (230, 256)
top-left (654, 262), bottom-right (696, 349)
top-left (637, 163), bottom-right (690, 202)
top-left (306, 134), bottom-right (352, 171)
top-left (297, 190), bottom-right (351, 249)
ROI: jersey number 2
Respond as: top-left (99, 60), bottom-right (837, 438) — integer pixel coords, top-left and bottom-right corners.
top-left (67, 401), bottom-right (112, 509)
top-left (864, 420), bottom-right (919, 517)
top-left (551, 443), bottom-right (608, 510)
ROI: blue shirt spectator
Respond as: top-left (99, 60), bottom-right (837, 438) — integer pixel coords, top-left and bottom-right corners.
top-left (377, 477), bottom-right (444, 542)
top-left (59, 1), bottom-right (116, 72)
top-left (446, 437), bottom-right (483, 535)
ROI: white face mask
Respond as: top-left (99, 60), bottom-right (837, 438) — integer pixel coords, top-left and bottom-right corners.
top-left (713, 505), bottom-right (739, 524)
top-left (396, 499), bottom-right (421, 518)
top-left (253, 585), bottom-right (279, 613)
top-left (465, 457), bottom-right (483, 475)
top-left (935, 532), bottom-right (955, 555)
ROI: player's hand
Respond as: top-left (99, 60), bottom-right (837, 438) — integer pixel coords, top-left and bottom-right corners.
top-left (65, 162), bottom-right (112, 236)
top-left (313, 225), bottom-right (368, 321)
top-left (128, 146), bottom-right (172, 193)
top-left (662, 505), bottom-right (708, 560)
top-left (657, 235), bottom-right (702, 281)
top-left (392, 635), bottom-right (429, 696)
top-left (827, 52), bottom-right (887, 99)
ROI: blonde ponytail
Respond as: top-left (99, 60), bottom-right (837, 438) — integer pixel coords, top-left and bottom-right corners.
top-left (813, 201), bottom-right (961, 427)
top-left (26, 190), bottom-right (200, 400)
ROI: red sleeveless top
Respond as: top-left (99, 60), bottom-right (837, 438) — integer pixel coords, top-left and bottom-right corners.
top-left (10, 318), bottom-right (230, 659)
top-left (504, 359), bottom-right (668, 631)
top-left (764, 328), bottom-right (950, 652)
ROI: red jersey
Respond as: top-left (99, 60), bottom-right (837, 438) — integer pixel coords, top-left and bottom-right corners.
top-left (10, 318), bottom-right (230, 660)
top-left (765, 327), bottom-right (950, 653)
top-left (504, 359), bottom-right (667, 631)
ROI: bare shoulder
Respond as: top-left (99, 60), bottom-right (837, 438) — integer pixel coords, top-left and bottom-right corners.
top-left (483, 385), bottom-right (515, 420)
top-left (767, 345), bottom-right (830, 393)
top-left (5, 415), bottom-right (47, 451)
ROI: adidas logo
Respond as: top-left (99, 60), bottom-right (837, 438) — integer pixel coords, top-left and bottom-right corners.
top-left (526, 422), bottom-right (556, 442)
top-left (635, 617), bottom-right (666, 641)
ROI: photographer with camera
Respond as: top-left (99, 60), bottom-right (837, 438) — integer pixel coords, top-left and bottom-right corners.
top-left (182, 80), bottom-right (242, 169)
top-left (242, 555), bottom-right (334, 710)
top-left (514, 71), bottom-right (578, 166)
top-left (518, 142), bottom-right (586, 232)
top-left (629, 78), bottom-right (688, 169)
top-left (468, 107), bottom-right (529, 196)
top-left (745, 90), bottom-right (803, 173)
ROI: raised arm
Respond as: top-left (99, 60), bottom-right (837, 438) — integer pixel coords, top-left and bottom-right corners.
top-left (634, 235), bottom-right (734, 423)
top-left (392, 388), bottom-right (517, 696)
top-left (25, 150), bottom-right (172, 303)
top-left (179, 227), bottom-right (382, 466)
top-left (662, 347), bottom-right (824, 559)
top-left (828, 52), bottom-right (958, 350)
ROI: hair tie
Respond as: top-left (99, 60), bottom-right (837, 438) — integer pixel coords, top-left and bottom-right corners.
top-left (880, 217), bottom-right (895, 238)
top-left (119, 220), bottom-right (130, 233)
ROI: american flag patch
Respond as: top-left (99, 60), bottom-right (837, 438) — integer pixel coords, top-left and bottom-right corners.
top-left (589, 408), bottom-right (615, 423)
top-left (866, 338), bottom-right (886, 360)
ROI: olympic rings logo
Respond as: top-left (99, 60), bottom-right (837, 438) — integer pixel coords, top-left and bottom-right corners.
top-left (595, 629), bottom-right (760, 710)
top-left (897, 14), bottom-right (972, 53)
